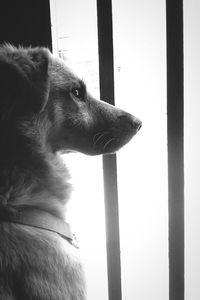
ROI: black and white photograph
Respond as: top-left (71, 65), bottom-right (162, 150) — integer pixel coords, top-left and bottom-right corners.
top-left (0, 0), bottom-right (198, 299)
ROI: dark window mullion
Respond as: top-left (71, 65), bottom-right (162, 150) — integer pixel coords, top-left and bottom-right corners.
top-left (96, 1), bottom-right (122, 300)
top-left (166, 0), bottom-right (184, 299)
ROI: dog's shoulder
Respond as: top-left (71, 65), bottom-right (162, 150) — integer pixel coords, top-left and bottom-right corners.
top-left (0, 222), bottom-right (86, 299)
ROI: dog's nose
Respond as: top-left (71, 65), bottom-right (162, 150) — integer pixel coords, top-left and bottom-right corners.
top-left (134, 119), bottom-right (142, 132)
top-left (118, 114), bottom-right (142, 132)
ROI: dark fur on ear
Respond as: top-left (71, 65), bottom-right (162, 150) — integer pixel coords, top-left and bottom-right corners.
top-left (0, 45), bottom-right (50, 119)
top-left (25, 47), bottom-right (50, 113)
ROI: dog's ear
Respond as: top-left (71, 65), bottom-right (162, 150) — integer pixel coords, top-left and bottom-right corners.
top-left (0, 47), bottom-right (50, 119)
top-left (0, 57), bottom-right (24, 119)
top-left (26, 48), bottom-right (50, 113)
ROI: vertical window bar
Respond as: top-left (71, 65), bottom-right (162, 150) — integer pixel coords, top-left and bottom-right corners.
top-left (166, 0), bottom-right (184, 299)
top-left (96, 1), bottom-right (122, 300)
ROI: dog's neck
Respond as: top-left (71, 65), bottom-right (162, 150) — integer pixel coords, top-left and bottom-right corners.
top-left (0, 152), bottom-right (71, 219)
top-left (0, 204), bottom-right (76, 245)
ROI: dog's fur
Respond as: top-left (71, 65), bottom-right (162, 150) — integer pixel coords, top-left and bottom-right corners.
top-left (0, 45), bottom-right (141, 300)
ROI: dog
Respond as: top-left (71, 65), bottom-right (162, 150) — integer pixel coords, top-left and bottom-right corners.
top-left (0, 44), bottom-right (141, 300)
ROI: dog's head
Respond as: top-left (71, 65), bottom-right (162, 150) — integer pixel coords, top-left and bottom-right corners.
top-left (0, 45), bottom-right (141, 156)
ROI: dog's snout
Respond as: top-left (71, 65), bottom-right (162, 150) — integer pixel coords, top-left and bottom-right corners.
top-left (118, 114), bottom-right (142, 133)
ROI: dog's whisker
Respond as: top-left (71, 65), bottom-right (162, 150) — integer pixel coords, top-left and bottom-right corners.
top-left (93, 134), bottom-right (106, 145)
top-left (93, 131), bottom-right (109, 145)
top-left (103, 138), bottom-right (116, 150)
top-left (93, 131), bottom-right (108, 140)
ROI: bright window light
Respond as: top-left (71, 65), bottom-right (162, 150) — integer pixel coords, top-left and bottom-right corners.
top-left (113, 1), bottom-right (168, 299)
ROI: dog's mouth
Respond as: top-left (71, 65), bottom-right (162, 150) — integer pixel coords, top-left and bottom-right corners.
top-left (92, 115), bottom-right (142, 155)
top-left (92, 131), bottom-right (137, 154)
top-left (92, 131), bottom-right (123, 154)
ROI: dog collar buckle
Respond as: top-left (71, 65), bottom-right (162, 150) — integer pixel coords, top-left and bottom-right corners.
top-left (69, 234), bottom-right (79, 249)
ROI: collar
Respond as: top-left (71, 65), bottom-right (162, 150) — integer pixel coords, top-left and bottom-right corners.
top-left (0, 205), bottom-right (78, 248)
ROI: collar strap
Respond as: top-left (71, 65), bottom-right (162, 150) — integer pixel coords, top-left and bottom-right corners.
top-left (0, 205), bottom-right (78, 247)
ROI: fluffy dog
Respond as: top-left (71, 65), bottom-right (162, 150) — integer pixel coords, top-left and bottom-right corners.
top-left (0, 45), bottom-right (141, 300)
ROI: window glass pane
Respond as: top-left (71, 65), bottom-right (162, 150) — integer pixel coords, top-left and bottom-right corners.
top-left (184, 1), bottom-right (200, 299)
top-left (50, 1), bottom-right (108, 300)
top-left (112, 1), bottom-right (168, 299)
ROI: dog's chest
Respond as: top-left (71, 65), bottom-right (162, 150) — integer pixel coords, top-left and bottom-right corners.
top-left (29, 233), bottom-right (86, 300)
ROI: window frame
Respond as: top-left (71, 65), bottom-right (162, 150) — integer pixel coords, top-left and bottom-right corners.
top-left (166, 0), bottom-right (184, 299)
top-left (97, 0), bottom-right (184, 300)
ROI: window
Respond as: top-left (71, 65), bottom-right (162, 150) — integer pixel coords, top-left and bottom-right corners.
top-left (113, 1), bottom-right (168, 299)
top-left (49, 1), bottom-right (186, 300)
top-left (50, 1), bottom-right (108, 299)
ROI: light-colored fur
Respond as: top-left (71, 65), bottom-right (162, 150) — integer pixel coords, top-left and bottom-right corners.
top-left (0, 45), bottom-right (141, 299)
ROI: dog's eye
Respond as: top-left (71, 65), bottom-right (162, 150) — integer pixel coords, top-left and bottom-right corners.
top-left (72, 88), bottom-right (83, 100)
